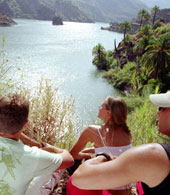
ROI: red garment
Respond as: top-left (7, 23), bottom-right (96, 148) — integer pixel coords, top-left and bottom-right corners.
top-left (136, 181), bottom-right (144, 195)
top-left (67, 176), bottom-right (112, 195)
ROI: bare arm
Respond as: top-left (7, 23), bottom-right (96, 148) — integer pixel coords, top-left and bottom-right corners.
top-left (70, 126), bottom-right (96, 160)
top-left (81, 147), bottom-right (95, 154)
top-left (41, 143), bottom-right (74, 169)
top-left (20, 133), bottom-right (42, 148)
top-left (72, 143), bottom-right (170, 190)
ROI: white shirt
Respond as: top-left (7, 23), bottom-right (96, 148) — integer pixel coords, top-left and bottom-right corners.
top-left (0, 137), bottom-right (62, 195)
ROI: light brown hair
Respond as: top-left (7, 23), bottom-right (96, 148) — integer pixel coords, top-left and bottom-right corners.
top-left (105, 96), bottom-right (131, 135)
top-left (0, 93), bottom-right (29, 135)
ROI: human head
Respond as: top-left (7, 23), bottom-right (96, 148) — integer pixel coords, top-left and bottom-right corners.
top-left (0, 93), bottom-right (29, 135)
top-left (150, 91), bottom-right (170, 136)
top-left (104, 96), bottom-right (128, 126)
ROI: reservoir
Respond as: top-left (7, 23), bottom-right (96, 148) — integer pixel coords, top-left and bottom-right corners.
top-left (0, 19), bottom-right (123, 124)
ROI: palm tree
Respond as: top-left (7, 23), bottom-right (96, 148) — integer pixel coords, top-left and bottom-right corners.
top-left (143, 12), bottom-right (151, 24)
top-left (151, 5), bottom-right (160, 25)
top-left (92, 44), bottom-right (108, 70)
top-left (119, 21), bottom-right (131, 41)
top-left (138, 9), bottom-right (150, 28)
top-left (134, 35), bottom-right (150, 54)
top-left (142, 33), bottom-right (170, 79)
top-left (138, 24), bottom-right (153, 37)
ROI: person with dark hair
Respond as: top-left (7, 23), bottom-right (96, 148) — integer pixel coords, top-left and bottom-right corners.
top-left (0, 93), bottom-right (74, 195)
top-left (72, 91), bottom-right (170, 195)
top-left (67, 96), bottom-right (132, 195)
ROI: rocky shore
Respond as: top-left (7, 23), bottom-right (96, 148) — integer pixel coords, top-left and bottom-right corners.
top-left (0, 13), bottom-right (16, 26)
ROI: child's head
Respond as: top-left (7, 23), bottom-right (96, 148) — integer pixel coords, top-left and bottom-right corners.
top-left (0, 93), bottom-right (29, 135)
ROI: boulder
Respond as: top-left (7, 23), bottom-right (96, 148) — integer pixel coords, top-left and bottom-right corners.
top-left (52, 16), bottom-right (63, 25)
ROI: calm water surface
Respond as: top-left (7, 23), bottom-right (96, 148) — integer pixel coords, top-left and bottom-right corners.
top-left (0, 19), bottom-right (123, 124)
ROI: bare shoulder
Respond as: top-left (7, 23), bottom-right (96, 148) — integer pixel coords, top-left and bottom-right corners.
top-left (120, 143), bottom-right (170, 186)
top-left (121, 143), bottom-right (169, 165)
top-left (127, 143), bottom-right (168, 159)
top-left (83, 125), bottom-right (100, 135)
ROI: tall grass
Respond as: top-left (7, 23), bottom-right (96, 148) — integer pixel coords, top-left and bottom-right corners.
top-left (22, 79), bottom-right (82, 150)
top-left (128, 96), bottom-right (170, 145)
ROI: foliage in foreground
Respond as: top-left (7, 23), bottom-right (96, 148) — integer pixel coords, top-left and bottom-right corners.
top-left (128, 97), bottom-right (169, 146)
top-left (22, 79), bottom-right (82, 150)
top-left (124, 87), bottom-right (170, 145)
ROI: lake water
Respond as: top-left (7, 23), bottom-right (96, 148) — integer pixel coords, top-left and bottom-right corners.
top-left (0, 19), bottom-right (123, 124)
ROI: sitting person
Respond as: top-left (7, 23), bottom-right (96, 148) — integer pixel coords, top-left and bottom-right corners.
top-left (0, 93), bottom-right (74, 195)
top-left (19, 133), bottom-right (65, 194)
top-left (72, 91), bottom-right (170, 195)
top-left (67, 96), bottom-right (132, 195)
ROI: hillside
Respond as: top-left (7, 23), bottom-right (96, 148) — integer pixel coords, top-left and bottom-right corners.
top-left (72, 0), bottom-right (149, 22)
top-left (156, 9), bottom-right (170, 23)
top-left (0, 0), bottom-right (93, 23)
top-left (0, 0), bottom-right (148, 23)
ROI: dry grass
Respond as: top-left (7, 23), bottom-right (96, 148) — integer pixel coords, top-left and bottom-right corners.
top-left (21, 78), bottom-right (82, 150)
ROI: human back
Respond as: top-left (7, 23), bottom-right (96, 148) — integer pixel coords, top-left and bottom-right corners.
top-left (0, 137), bottom-right (62, 194)
top-left (69, 96), bottom-right (132, 195)
top-left (0, 93), bottom-right (73, 195)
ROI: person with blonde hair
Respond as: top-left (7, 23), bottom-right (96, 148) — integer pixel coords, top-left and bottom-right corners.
top-left (67, 96), bottom-right (132, 195)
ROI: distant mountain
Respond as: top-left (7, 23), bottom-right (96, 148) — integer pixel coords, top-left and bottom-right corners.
top-left (140, 0), bottom-right (170, 9)
top-left (72, 0), bottom-right (149, 22)
top-left (0, 0), bottom-right (149, 23)
top-left (156, 9), bottom-right (170, 23)
top-left (0, 0), bottom-right (93, 23)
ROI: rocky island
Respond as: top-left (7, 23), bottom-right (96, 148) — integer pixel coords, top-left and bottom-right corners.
top-left (52, 16), bottom-right (63, 25)
top-left (0, 13), bottom-right (16, 26)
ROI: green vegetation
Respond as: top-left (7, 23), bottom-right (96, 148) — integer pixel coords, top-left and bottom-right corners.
top-left (119, 21), bottom-right (131, 41)
top-left (93, 15), bottom-right (170, 93)
top-left (151, 5), bottom-right (160, 25)
top-left (138, 8), bottom-right (151, 28)
top-left (92, 8), bottom-right (170, 145)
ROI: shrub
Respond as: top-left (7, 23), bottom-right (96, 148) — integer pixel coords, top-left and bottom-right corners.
top-left (22, 78), bottom-right (82, 150)
top-left (128, 98), bottom-right (168, 145)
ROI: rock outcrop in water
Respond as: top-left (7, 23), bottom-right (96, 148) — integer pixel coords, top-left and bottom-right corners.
top-left (52, 16), bottom-right (63, 25)
top-left (0, 13), bottom-right (16, 26)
